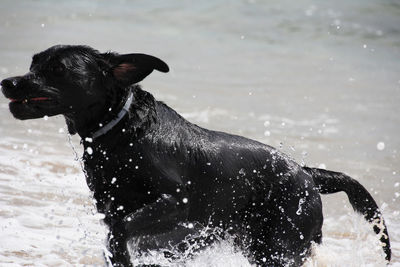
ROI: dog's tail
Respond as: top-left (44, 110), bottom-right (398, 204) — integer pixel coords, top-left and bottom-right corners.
top-left (304, 167), bottom-right (391, 262)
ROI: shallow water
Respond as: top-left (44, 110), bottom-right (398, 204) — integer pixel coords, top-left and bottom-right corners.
top-left (0, 0), bottom-right (399, 266)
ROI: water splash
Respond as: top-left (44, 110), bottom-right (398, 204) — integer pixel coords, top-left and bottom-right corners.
top-left (128, 226), bottom-right (251, 267)
top-left (67, 134), bottom-right (86, 176)
top-left (296, 198), bottom-right (305, 216)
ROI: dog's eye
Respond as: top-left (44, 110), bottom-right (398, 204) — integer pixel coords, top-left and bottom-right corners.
top-left (50, 64), bottom-right (65, 75)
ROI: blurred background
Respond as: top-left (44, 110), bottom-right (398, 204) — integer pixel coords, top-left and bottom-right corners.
top-left (0, 0), bottom-right (399, 266)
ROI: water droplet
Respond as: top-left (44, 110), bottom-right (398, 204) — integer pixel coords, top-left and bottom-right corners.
top-left (377, 142), bottom-right (385, 151)
top-left (182, 198), bottom-right (188, 204)
top-left (111, 177), bottom-right (117, 184)
top-left (296, 198), bottom-right (305, 215)
top-left (318, 163), bottom-right (326, 169)
top-left (43, 115), bottom-right (48, 120)
top-left (86, 147), bottom-right (93, 155)
top-left (264, 130), bottom-right (271, 136)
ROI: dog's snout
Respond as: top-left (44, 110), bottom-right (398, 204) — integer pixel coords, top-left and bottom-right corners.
top-left (1, 75), bottom-right (38, 96)
top-left (1, 77), bottom-right (18, 90)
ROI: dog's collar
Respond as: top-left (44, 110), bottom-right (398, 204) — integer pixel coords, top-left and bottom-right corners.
top-left (91, 91), bottom-right (134, 139)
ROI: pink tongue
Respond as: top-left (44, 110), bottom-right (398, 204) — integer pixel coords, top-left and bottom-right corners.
top-left (30, 97), bottom-right (50, 101)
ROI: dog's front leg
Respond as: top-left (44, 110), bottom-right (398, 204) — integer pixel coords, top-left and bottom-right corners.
top-left (106, 223), bottom-right (133, 267)
top-left (123, 193), bottom-right (189, 237)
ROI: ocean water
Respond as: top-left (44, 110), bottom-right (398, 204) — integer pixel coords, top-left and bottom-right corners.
top-left (0, 0), bottom-right (399, 266)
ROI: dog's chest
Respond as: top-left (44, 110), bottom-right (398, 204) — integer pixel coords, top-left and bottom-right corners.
top-left (82, 144), bottom-right (157, 217)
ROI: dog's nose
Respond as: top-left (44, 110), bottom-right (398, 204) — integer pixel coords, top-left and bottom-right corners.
top-left (1, 77), bottom-right (18, 90)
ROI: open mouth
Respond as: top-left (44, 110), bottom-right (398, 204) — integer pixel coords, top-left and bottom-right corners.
top-left (7, 95), bottom-right (64, 120)
top-left (9, 97), bottom-right (51, 104)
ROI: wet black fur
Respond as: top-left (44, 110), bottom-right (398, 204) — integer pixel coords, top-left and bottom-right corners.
top-left (1, 45), bottom-right (391, 266)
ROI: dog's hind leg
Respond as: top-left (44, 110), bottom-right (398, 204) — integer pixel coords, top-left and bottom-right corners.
top-left (243, 212), bottom-right (320, 266)
top-left (241, 177), bottom-right (323, 266)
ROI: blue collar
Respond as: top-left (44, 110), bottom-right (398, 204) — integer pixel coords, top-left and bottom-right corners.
top-left (91, 91), bottom-right (133, 139)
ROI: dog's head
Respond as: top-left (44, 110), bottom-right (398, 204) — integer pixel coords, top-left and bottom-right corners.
top-left (1, 45), bottom-right (169, 120)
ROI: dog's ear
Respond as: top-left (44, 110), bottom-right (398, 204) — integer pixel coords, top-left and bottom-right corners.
top-left (102, 53), bottom-right (169, 85)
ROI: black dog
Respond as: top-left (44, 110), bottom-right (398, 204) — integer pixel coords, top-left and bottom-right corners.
top-left (1, 45), bottom-right (391, 266)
